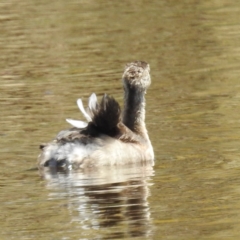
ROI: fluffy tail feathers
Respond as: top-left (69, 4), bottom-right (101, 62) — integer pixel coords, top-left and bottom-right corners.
top-left (66, 93), bottom-right (121, 136)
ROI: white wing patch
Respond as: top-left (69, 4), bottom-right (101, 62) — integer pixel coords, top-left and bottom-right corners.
top-left (88, 93), bottom-right (98, 111)
top-left (66, 119), bottom-right (88, 128)
top-left (66, 93), bottom-right (99, 128)
top-left (77, 98), bottom-right (92, 122)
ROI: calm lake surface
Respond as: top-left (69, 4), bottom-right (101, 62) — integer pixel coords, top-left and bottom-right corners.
top-left (1, 0), bottom-right (240, 239)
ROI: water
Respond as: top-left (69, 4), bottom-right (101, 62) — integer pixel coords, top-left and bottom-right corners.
top-left (1, 0), bottom-right (240, 239)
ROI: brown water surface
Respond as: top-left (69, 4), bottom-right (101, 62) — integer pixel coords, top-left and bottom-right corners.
top-left (1, 0), bottom-right (240, 239)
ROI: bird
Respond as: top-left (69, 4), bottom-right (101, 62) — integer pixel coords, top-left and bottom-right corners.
top-left (38, 61), bottom-right (154, 171)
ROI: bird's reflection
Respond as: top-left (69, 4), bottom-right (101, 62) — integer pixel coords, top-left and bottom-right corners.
top-left (42, 163), bottom-right (154, 239)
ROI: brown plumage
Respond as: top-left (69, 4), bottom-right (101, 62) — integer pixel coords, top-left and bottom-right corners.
top-left (38, 61), bottom-right (154, 171)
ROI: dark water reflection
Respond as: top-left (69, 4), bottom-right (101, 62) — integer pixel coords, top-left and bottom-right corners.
top-left (44, 164), bottom-right (154, 239)
top-left (2, 0), bottom-right (240, 239)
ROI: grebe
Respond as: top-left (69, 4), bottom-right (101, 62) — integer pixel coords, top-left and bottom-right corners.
top-left (38, 61), bottom-right (154, 170)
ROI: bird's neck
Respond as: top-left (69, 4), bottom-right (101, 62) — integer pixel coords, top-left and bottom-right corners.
top-left (122, 84), bottom-right (148, 138)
